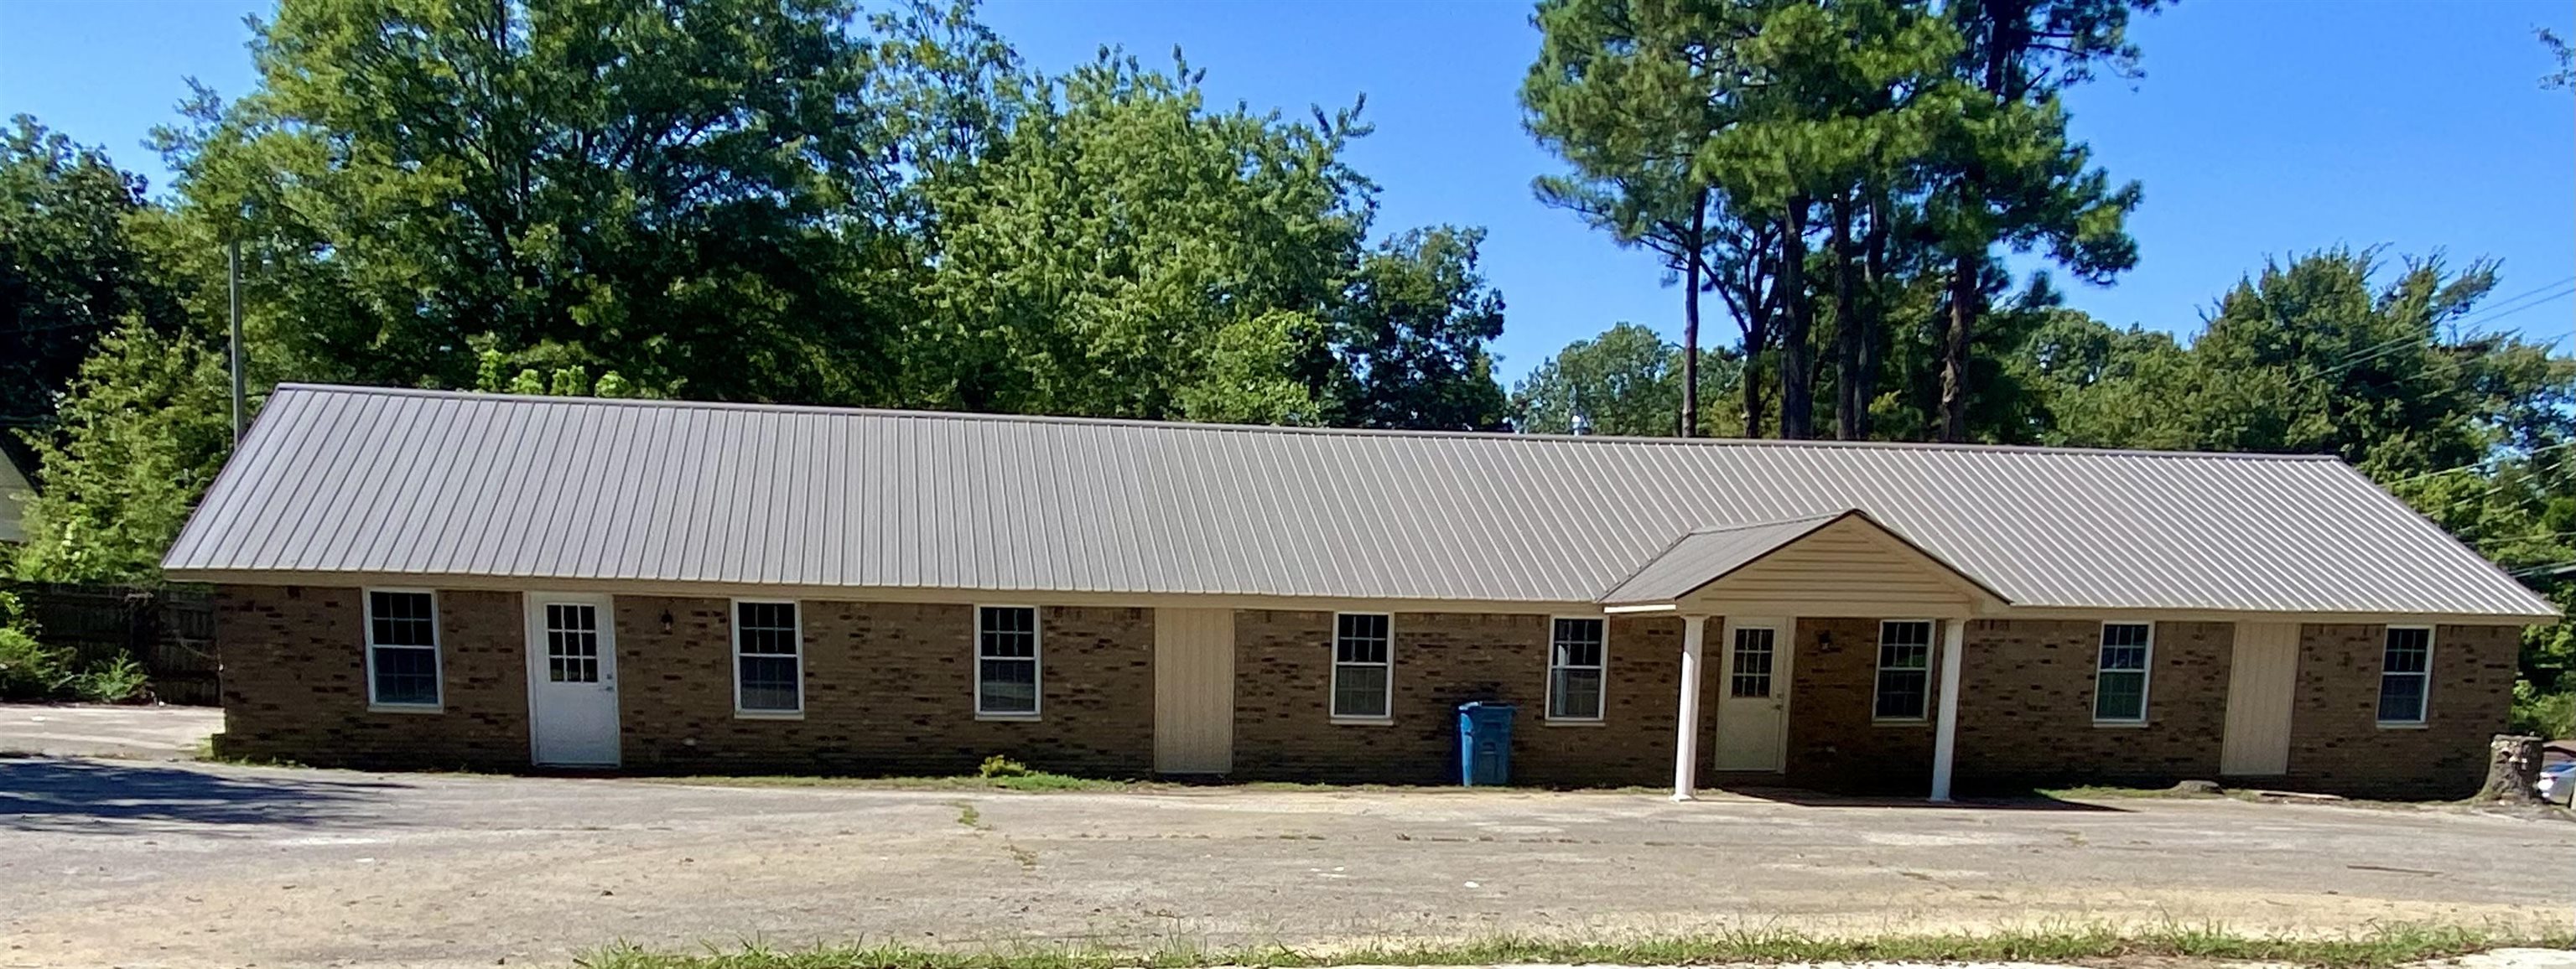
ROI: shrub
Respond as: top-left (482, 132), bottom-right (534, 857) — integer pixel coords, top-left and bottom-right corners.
top-left (70, 654), bottom-right (151, 704)
top-left (0, 593), bottom-right (75, 700)
top-left (977, 754), bottom-right (1032, 779)
top-left (2512, 681), bottom-right (2576, 739)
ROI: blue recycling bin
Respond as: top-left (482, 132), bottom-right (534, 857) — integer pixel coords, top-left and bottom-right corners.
top-left (1457, 702), bottom-right (1517, 786)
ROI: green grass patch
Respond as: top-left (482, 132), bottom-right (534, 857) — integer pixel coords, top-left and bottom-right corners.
top-left (579, 923), bottom-right (2567, 969)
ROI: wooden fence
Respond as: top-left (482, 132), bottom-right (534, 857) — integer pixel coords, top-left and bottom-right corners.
top-left (6, 582), bottom-right (219, 705)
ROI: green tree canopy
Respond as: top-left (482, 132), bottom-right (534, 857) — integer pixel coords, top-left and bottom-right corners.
top-left (1, 117), bottom-right (184, 431)
top-left (1512, 322), bottom-right (1741, 437)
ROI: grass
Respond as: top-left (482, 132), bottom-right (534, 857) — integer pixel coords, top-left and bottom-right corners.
top-left (579, 923), bottom-right (2571, 969)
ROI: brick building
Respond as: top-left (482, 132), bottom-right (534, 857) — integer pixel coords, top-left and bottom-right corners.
top-left (167, 385), bottom-right (2557, 799)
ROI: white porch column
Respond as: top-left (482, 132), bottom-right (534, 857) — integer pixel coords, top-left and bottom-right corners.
top-left (1929, 617), bottom-right (1967, 802)
top-left (1672, 614), bottom-right (1707, 801)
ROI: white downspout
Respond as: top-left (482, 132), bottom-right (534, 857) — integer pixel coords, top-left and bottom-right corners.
top-left (1673, 614), bottom-right (1707, 801)
top-left (1929, 617), bottom-right (1966, 802)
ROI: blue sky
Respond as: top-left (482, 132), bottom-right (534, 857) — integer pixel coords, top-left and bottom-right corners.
top-left (4, 0), bottom-right (2569, 386)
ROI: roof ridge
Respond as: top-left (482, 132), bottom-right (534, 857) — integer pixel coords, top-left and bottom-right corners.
top-left (268, 382), bottom-right (2349, 463)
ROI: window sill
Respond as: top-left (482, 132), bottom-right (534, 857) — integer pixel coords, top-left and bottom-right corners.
top-left (1871, 718), bottom-right (1929, 727)
top-left (2376, 720), bottom-right (2429, 730)
top-left (2091, 720), bottom-right (2151, 729)
top-left (1330, 716), bottom-right (1395, 727)
top-left (368, 703), bottom-right (443, 715)
top-left (1541, 718), bottom-right (1606, 728)
top-left (734, 710), bottom-right (806, 721)
top-left (976, 712), bottom-right (1042, 723)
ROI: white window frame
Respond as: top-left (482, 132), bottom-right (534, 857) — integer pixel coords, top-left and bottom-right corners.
top-left (730, 598), bottom-right (804, 718)
top-left (2092, 621), bottom-right (2155, 725)
top-left (362, 588), bottom-right (444, 712)
top-left (1545, 616), bottom-right (1608, 723)
top-left (2377, 625), bottom-right (2434, 727)
top-left (974, 604), bottom-right (1043, 720)
top-left (1871, 619), bottom-right (1935, 723)
top-left (1330, 612), bottom-right (1394, 723)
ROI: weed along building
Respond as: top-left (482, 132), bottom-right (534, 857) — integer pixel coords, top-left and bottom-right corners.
top-left (165, 384), bottom-right (2556, 798)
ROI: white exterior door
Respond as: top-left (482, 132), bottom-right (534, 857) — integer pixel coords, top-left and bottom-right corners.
top-left (525, 593), bottom-right (620, 767)
top-left (1154, 608), bottom-right (1235, 774)
top-left (1713, 618), bottom-right (1790, 772)
top-left (2221, 622), bottom-right (2298, 775)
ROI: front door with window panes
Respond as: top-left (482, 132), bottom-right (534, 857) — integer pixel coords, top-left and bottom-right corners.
top-left (1712, 619), bottom-right (1790, 771)
top-left (525, 593), bottom-right (620, 766)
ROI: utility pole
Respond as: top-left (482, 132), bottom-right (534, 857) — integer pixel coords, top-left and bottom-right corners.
top-left (228, 239), bottom-right (245, 445)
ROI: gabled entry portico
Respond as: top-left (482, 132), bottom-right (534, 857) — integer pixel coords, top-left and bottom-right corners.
top-left (1596, 510), bottom-right (2008, 802)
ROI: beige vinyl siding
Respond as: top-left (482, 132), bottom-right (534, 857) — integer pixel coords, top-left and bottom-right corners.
top-left (1681, 516), bottom-right (1982, 616)
top-left (1153, 608), bottom-right (1235, 774)
top-left (2221, 622), bottom-right (2298, 775)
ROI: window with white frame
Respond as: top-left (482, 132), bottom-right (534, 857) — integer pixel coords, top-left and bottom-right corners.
top-left (2094, 622), bottom-right (2153, 723)
top-left (1332, 613), bottom-right (1393, 719)
top-left (2378, 626), bottom-right (2433, 724)
top-left (365, 590), bottom-right (441, 707)
top-left (1873, 619), bottom-right (1933, 720)
top-left (977, 606), bottom-right (1041, 716)
top-left (733, 601), bottom-right (802, 714)
top-left (1548, 618), bottom-right (1606, 720)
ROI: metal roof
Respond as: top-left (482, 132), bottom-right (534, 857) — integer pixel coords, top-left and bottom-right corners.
top-left (161, 384), bottom-right (2560, 619)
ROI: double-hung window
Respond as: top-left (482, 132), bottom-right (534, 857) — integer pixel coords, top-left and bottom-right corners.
top-left (1872, 619), bottom-right (1933, 720)
top-left (2093, 622), bottom-right (2153, 723)
top-left (2378, 626), bottom-right (2433, 724)
top-left (977, 606), bottom-right (1041, 717)
top-left (365, 590), bottom-right (441, 708)
top-left (1547, 618), bottom-right (1607, 721)
top-left (733, 600), bottom-right (802, 715)
top-left (1332, 613), bottom-right (1393, 720)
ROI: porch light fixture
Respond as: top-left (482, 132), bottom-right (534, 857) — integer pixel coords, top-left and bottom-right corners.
top-left (660, 609), bottom-right (674, 634)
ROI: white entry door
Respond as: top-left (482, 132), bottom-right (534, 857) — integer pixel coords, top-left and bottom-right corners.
top-left (1712, 618), bottom-right (1790, 772)
top-left (1154, 608), bottom-right (1235, 774)
top-left (525, 593), bottom-right (620, 767)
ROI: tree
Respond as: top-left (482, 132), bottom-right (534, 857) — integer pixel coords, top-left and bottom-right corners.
top-left (0, 117), bottom-right (184, 432)
top-left (1921, 0), bottom-right (2151, 442)
top-left (11, 320), bottom-right (233, 583)
top-left (1513, 322), bottom-right (1740, 437)
top-left (1329, 226), bottom-right (1511, 430)
top-left (1524, 0), bottom-right (1754, 438)
top-left (903, 50), bottom-right (1369, 422)
top-left (158, 0), bottom-right (917, 403)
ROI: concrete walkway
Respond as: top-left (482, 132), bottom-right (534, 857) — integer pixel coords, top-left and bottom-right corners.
top-left (0, 703), bottom-right (221, 759)
top-left (4, 756), bottom-right (2572, 969)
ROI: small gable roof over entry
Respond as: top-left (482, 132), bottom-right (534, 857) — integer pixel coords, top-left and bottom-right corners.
top-left (163, 384), bottom-right (2559, 619)
top-left (1597, 510), bottom-right (2006, 609)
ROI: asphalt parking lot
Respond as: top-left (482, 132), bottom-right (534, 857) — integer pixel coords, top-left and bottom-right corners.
top-left (4, 750), bottom-right (2573, 969)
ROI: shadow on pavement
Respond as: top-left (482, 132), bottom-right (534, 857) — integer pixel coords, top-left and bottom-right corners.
top-left (0, 755), bottom-right (406, 832)
top-left (1708, 782), bottom-right (2127, 811)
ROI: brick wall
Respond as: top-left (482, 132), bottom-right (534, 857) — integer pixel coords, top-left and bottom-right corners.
top-left (211, 583), bottom-right (2523, 797)
top-left (1783, 616), bottom-right (1940, 792)
top-left (1952, 619), bottom-right (2232, 790)
top-left (2283, 623), bottom-right (2516, 799)
top-left (211, 585), bottom-right (527, 770)
top-left (1230, 610), bottom-right (1698, 786)
top-left (615, 597), bottom-right (1155, 776)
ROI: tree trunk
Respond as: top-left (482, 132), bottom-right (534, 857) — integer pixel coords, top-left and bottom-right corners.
top-left (2478, 734), bottom-right (2543, 804)
top-left (1831, 192), bottom-right (1862, 441)
top-left (1939, 252), bottom-right (1977, 443)
top-left (1778, 200), bottom-right (1813, 439)
top-left (1856, 189), bottom-right (1888, 440)
top-left (1680, 195), bottom-right (1706, 438)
